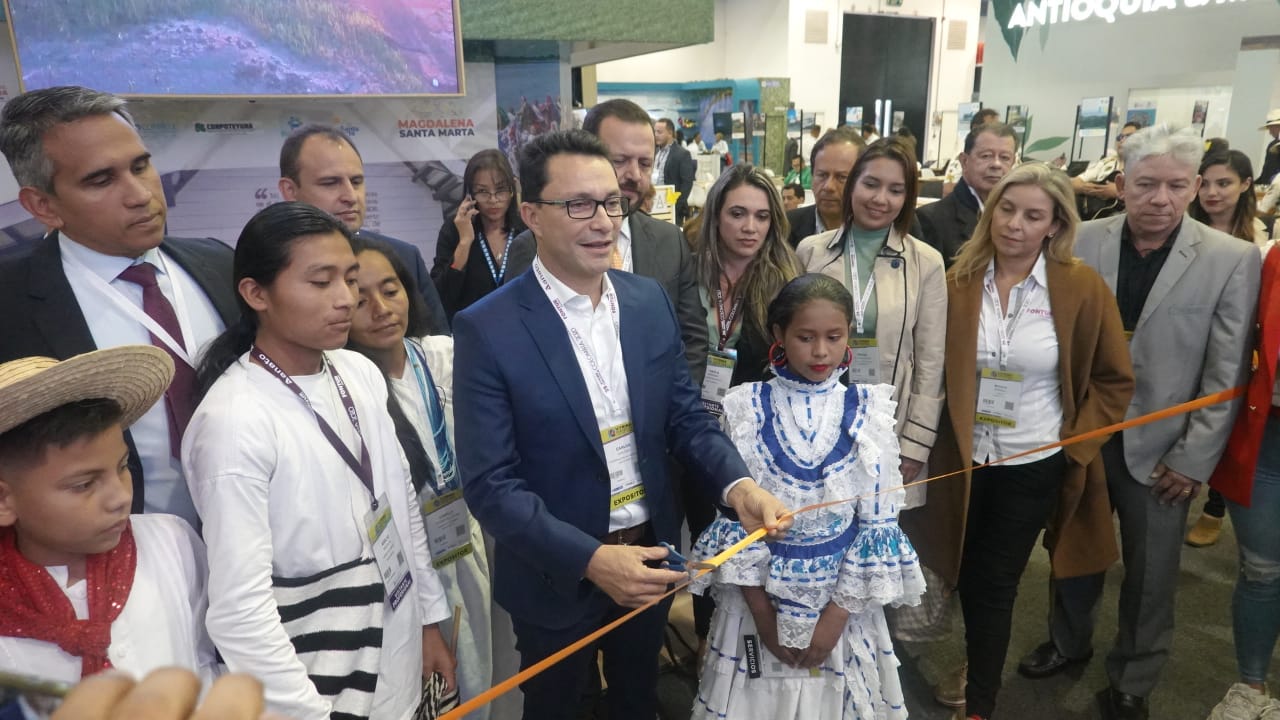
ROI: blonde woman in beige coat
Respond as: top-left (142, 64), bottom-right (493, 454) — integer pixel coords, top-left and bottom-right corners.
top-left (795, 138), bottom-right (947, 505)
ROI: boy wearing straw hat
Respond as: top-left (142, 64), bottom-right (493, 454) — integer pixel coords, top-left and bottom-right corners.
top-left (0, 346), bottom-right (217, 698)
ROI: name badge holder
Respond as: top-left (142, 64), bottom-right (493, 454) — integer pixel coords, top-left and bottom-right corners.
top-left (843, 230), bottom-right (885, 384)
top-left (702, 287), bottom-right (743, 416)
top-left (603, 422), bottom-right (645, 510)
top-left (252, 346), bottom-right (413, 610)
top-left (974, 278), bottom-right (1034, 429)
top-left (976, 368), bottom-right (1024, 428)
top-left (847, 338), bottom-right (880, 384)
top-left (405, 339), bottom-right (474, 569)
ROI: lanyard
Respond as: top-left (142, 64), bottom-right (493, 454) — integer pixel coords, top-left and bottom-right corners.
top-left (477, 228), bottom-right (513, 287)
top-left (983, 276), bottom-right (1035, 370)
top-left (714, 285), bottom-right (744, 353)
top-left (842, 228), bottom-right (885, 336)
top-left (251, 347), bottom-right (377, 507)
top-left (62, 249), bottom-right (197, 367)
top-left (533, 261), bottom-right (623, 415)
top-left (404, 339), bottom-right (457, 497)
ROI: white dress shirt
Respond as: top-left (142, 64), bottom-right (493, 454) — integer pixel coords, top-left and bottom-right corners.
top-left (60, 235), bottom-right (224, 527)
top-left (532, 257), bottom-right (648, 532)
top-left (972, 255), bottom-right (1064, 465)
top-left (183, 349), bottom-right (449, 720)
top-left (0, 514), bottom-right (218, 685)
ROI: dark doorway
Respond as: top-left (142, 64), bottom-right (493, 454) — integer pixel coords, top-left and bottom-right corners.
top-left (839, 13), bottom-right (935, 161)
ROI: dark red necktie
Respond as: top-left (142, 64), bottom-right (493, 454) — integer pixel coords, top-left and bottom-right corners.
top-left (117, 262), bottom-right (196, 457)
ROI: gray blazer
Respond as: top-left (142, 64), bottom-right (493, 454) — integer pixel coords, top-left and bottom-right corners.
top-left (1075, 214), bottom-right (1261, 484)
top-left (506, 210), bottom-right (709, 384)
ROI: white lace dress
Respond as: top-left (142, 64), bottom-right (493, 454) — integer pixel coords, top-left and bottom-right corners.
top-left (689, 369), bottom-right (925, 720)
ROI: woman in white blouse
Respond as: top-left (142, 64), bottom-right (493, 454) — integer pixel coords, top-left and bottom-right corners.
top-left (184, 202), bottom-right (455, 720)
top-left (907, 165), bottom-right (1135, 720)
top-left (347, 236), bottom-right (495, 719)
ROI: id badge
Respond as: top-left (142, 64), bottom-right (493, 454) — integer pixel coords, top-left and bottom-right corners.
top-left (848, 338), bottom-right (880, 384)
top-left (422, 489), bottom-right (474, 569)
top-left (601, 422), bottom-right (645, 510)
top-left (701, 349), bottom-right (737, 416)
top-left (975, 368), bottom-right (1024, 428)
top-left (364, 494), bottom-right (414, 611)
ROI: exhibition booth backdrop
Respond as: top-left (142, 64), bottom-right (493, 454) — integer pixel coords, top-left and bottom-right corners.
top-left (0, 35), bottom-right (566, 261)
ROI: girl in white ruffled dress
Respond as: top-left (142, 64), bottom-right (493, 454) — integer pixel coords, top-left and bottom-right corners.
top-left (690, 273), bottom-right (925, 720)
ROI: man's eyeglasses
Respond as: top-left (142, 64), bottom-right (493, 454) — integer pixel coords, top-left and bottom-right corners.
top-left (531, 196), bottom-right (629, 219)
top-left (1117, 133), bottom-right (1136, 142)
top-left (473, 189), bottom-right (512, 202)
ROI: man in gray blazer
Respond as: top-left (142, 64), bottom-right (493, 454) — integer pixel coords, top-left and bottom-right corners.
top-left (507, 99), bottom-right (708, 383)
top-left (1017, 126), bottom-right (1261, 720)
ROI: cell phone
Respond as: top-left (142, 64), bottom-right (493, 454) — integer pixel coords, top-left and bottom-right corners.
top-left (0, 670), bottom-right (71, 718)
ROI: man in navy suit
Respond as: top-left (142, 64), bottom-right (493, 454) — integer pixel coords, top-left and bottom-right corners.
top-left (277, 124), bottom-right (450, 334)
top-left (454, 130), bottom-right (789, 720)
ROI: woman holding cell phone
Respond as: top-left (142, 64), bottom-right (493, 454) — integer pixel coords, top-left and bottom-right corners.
top-left (430, 150), bottom-right (525, 323)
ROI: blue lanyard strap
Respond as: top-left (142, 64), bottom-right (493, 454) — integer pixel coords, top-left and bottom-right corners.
top-left (404, 338), bottom-right (459, 496)
top-left (477, 229), bottom-right (514, 287)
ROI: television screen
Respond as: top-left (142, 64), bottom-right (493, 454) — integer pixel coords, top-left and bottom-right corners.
top-left (4, 0), bottom-right (462, 97)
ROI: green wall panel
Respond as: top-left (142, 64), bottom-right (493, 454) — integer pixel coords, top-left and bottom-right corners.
top-left (460, 0), bottom-right (713, 44)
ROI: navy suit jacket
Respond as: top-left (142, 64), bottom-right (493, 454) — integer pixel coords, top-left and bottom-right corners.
top-left (0, 231), bottom-right (237, 511)
top-left (454, 269), bottom-right (748, 629)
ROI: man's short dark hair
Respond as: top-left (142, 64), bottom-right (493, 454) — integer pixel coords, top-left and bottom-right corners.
top-left (0, 86), bottom-right (133, 192)
top-left (518, 130), bottom-right (611, 202)
top-left (280, 124), bottom-right (362, 182)
top-left (656, 118), bottom-right (676, 134)
top-left (972, 108), bottom-right (1000, 129)
top-left (964, 122), bottom-right (1019, 154)
top-left (582, 99), bottom-right (652, 137)
top-left (0, 399), bottom-right (123, 474)
top-left (782, 183), bottom-right (804, 199)
top-left (862, 123), bottom-right (878, 134)
top-left (810, 127), bottom-right (867, 168)
top-left (1122, 120), bottom-right (1143, 132)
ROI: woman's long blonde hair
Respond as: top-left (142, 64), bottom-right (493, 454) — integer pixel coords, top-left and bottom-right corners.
top-left (692, 165), bottom-right (802, 338)
top-left (949, 163), bottom-right (1081, 284)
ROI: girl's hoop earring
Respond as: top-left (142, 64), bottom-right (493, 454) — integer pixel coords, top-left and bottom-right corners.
top-left (769, 341), bottom-right (788, 368)
top-left (838, 346), bottom-right (854, 370)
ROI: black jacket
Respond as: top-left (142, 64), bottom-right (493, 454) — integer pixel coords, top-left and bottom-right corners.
top-left (0, 233), bottom-right (237, 511)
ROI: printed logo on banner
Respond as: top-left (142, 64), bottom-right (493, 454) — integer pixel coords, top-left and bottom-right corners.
top-left (396, 116), bottom-right (477, 138)
top-left (280, 115), bottom-right (361, 138)
top-left (136, 121), bottom-right (180, 140)
top-left (193, 122), bottom-right (255, 135)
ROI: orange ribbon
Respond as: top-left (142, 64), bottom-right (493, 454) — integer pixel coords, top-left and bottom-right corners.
top-left (440, 384), bottom-right (1245, 719)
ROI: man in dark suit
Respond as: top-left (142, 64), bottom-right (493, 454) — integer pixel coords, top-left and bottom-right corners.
top-left (786, 126), bottom-right (866, 247)
top-left (277, 124), bottom-right (450, 334)
top-left (917, 122), bottom-right (1018, 267)
top-left (454, 129), bottom-right (788, 720)
top-left (507, 99), bottom-right (708, 383)
top-left (786, 127), bottom-right (925, 247)
top-left (0, 86), bottom-right (237, 527)
top-left (654, 117), bottom-right (695, 224)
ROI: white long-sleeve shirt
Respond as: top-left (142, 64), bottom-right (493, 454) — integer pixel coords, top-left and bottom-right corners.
top-left (0, 514), bottom-right (217, 684)
top-left (183, 349), bottom-right (449, 720)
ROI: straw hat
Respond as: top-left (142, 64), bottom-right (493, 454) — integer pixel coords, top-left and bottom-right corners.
top-left (0, 346), bottom-right (174, 436)
top-left (1262, 109), bottom-right (1280, 129)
